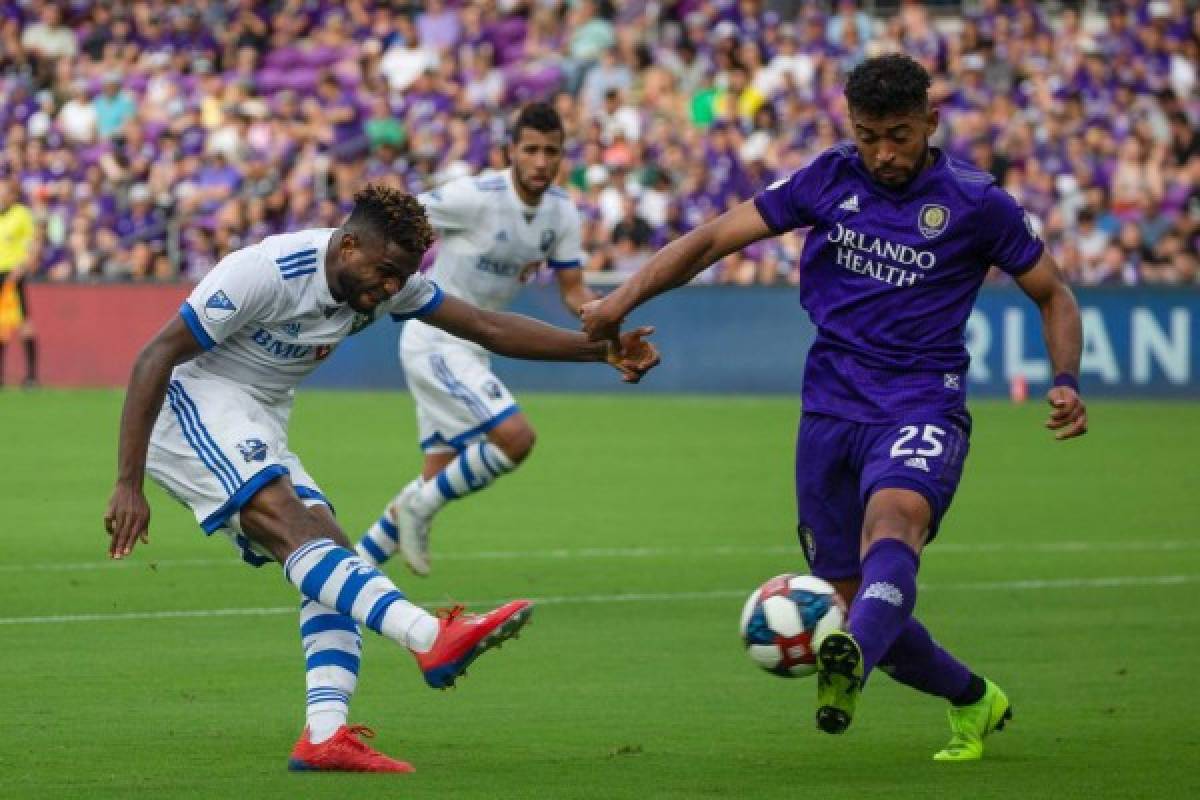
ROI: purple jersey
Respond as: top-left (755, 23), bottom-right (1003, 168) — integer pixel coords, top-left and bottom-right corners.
top-left (753, 144), bottom-right (1043, 423)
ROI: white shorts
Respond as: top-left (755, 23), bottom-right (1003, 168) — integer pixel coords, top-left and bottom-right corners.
top-left (145, 368), bottom-right (332, 567)
top-left (400, 340), bottom-right (519, 454)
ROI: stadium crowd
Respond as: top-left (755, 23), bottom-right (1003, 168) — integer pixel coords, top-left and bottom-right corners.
top-left (0, 0), bottom-right (1197, 287)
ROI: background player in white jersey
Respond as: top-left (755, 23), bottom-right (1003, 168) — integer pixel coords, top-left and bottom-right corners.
top-left (357, 103), bottom-right (595, 576)
top-left (103, 186), bottom-right (658, 773)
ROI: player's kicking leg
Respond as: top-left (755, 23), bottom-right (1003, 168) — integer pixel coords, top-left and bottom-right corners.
top-left (237, 479), bottom-right (533, 771)
top-left (358, 412), bottom-right (533, 576)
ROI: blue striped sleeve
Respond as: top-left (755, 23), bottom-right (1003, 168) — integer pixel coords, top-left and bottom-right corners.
top-left (179, 303), bottom-right (217, 350)
top-left (390, 284), bottom-right (445, 321)
top-left (547, 259), bottom-right (582, 269)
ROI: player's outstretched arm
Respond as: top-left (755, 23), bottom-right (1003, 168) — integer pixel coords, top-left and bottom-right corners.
top-left (422, 293), bottom-right (659, 383)
top-left (1014, 251), bottom-right (1088, 440)
top-left (105, 317), bottom-right (207, 559)
top-left (580, 200), bottom-right (774, 343)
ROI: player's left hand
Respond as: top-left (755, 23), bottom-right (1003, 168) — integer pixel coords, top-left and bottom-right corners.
top-left (1045, 386), bottom-right (1088, 440)
top-left (606, 326), bottom-right (660, 384)
top-left (105, 482), bottom-right (151, 559)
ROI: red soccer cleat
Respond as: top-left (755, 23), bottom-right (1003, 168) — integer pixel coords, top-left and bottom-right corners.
top-left (415, 600), bottom-right (534, 689)
top-left (287, 725), bottom-right (415, 773)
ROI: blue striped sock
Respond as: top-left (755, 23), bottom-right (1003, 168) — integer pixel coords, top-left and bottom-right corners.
top-left (411, 441), bottom-right (516, 518)
top-left (300, 599), bottom-right (360, 743)
top-left (284, 539), bottom-right (438, 651)
top-left (355, 512), bottom-right (399, 567)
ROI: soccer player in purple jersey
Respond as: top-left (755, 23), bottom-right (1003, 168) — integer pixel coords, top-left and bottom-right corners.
top-left (582, 54), bottom-right (1088, 761)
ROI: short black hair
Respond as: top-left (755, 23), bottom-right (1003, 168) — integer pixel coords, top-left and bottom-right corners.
top-left (844, 54), bottom-right (932, 118)
top-left (512, 101), bottom-right (564, 143)
top-left (345, 184), bottom-right (435, 256)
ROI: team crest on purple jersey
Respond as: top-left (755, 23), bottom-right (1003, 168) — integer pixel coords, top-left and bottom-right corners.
top-left (918, 204), bottom-right (950, 239)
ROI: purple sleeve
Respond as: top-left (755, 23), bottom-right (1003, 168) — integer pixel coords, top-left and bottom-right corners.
top-left (751, 160), bottom-right (824, 234)
top-left (978, 186), bottom-right (1044, 276)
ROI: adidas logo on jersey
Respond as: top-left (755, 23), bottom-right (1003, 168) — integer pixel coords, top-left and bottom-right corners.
top-left (862, 581), bottom-right (905, 607)
top-left (838, 194), bottom-right (860, 212)
top-left (495, 230), bottom-right (509, 241)
top-left (903, 457), bottom-right (930, 472)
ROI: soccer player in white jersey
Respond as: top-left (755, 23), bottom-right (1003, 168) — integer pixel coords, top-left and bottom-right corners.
top-left (356, 104), bottom-right (595, 576)
top-left (103, 186), bottom-right (658, 773)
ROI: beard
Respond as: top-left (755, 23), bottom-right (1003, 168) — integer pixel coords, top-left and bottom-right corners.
top-left (872, 142), bottom-right (930, 188)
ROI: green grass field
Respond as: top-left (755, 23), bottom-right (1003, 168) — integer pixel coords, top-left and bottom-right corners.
top-left (1, 390), bottom-right (1198, 799)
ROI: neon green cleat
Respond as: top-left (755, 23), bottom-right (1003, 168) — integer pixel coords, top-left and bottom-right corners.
top-left (933, 678), bottom-right (1012, 762)
top-left (815, 631), bottom-right (864, 734)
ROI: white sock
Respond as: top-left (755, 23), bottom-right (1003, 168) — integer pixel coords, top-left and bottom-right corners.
top-left (284, 539), bottom-right (438, 652)
top-left (410, 441), bottom-right (516, 518)
top-left (300, 600), bottom-right (359, 744)
top-left (307, 708), bottom-right (347, 744)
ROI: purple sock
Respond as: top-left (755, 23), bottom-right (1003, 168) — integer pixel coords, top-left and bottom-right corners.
top-left (847, 538), bottom-right (919, 678)
top-left (878, 617), bottom-right (973, 701)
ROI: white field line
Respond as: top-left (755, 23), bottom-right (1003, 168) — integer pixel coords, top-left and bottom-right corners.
top-left (3, 538), bottom-right (1199, 574)
top-left (0, 573), bottom-right (1196, 627)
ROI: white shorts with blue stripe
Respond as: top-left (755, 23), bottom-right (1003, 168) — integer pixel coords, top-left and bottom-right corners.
top-left (145, 367), bottom-right (332, 567)
top-left (400, 339), bottom-right (518, 454)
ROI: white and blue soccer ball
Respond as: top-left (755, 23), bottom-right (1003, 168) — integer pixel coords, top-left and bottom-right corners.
top-left (739, 573), bottom-right (846, 678)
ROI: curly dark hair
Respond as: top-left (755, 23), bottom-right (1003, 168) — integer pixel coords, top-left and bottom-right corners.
top-left (346, 184), bottom-right (435, 256)
top-left (512, 101), bottom-right (564, 143)
top-left (844, 54), bottom-right (932, 118)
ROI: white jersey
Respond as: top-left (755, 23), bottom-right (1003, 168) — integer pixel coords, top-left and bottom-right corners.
top-left (402, 169), bottom-right (584, 354)
top-left (179, 228), bottom-right (443, 401)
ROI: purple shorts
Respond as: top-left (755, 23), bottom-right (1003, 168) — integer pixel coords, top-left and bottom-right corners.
top-left (794, 411), bottom-right (971, 581)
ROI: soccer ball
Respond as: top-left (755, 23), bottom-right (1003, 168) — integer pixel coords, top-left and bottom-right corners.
top-left (739, 574), bottom-right (846, 678)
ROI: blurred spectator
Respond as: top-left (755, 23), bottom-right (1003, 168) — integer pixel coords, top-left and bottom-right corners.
top-left (56, 83), bottom-right (97, 144)
top-left (93, 73), bottom-right (136, 139)
top-left (611, 194), bottom-right (653, 251)
top-left (20, 5), bottom-right (76, 62)
top-left (114, 184), bottom-right (170, 280)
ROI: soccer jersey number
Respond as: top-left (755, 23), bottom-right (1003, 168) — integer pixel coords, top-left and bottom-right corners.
top-left (889, 424), bottom-right (946, 459)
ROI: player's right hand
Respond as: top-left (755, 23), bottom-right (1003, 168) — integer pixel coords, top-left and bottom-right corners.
top-left (105, 482), bottom-right (151, 559)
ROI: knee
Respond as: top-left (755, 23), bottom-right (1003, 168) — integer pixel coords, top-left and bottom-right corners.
top-left (862, 519), bottom-right (927, 559)
top-left (862, 489), bottom-right (931, 554)
top-left (494, 423), bottom-right (536, 464)
top-left (863, 514), bottom-right (926, 552)
top-left (239, 485), bottom-right (342, 563)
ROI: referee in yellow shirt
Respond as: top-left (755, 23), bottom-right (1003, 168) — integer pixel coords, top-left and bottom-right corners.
top-left (0, 179), bottom-right (39, 387)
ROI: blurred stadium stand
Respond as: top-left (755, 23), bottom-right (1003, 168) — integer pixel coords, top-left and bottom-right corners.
top-left (0, 0), bottom-right (1196, 288)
